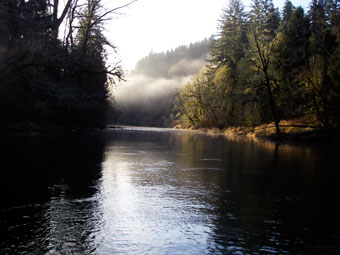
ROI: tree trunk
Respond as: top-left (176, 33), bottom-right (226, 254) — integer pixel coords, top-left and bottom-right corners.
top-left (265, 74), bottom-right (281, 135)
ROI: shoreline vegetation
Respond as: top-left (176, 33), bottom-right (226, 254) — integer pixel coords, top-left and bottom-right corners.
top-left (112, 0), bottom-right (340, 143)
top-left (173, 119), bottom-right (340, 144)
top-left (0, 0), bottom-right (129, 136)
top-left (1, 0), bottom-right (339, 146)
top-left (169, 0), bottom-right (340, 140)
top-left (2, 119), bottom-right (340, 146)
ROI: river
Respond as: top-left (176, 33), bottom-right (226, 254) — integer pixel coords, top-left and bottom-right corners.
top-left (1, 127), bottom-right (340, 254)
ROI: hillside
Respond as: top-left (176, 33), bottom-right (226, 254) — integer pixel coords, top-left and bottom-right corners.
top-left (113, 38), bottom-right (211, 127)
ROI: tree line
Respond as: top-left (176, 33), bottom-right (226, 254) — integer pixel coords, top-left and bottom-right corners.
top-left (173, 0), bottom-right (340, 135)
top-left (114, 39), bottom-right (210, 127)
top-left (132, 39), bottom-right (211, 79)
top-left (0, 0), bottom-right (132, 132)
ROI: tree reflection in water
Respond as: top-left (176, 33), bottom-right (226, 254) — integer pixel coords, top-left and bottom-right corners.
top-left (1, 128), bottom-right (340, 254)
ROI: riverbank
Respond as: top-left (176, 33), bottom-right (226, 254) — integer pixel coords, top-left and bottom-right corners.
top-left (173, 120), bottom-right (340, 144)
top-left (0, 121), bottom-right (105, 137)
top-left (3, 120), bottom-right (339, 144)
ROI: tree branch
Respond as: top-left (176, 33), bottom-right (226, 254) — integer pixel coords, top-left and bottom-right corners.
top-left (54, 0), bottom-right (74, 31)
top-left (89, 0), bottom-right (138, 28)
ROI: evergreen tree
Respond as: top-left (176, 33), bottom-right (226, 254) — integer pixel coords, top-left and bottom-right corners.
top-left (172, 0), bottom-right (340, 133)
top-left (275, 6), bottom-right (311, 120)
top-left (282, 0), bottom-right (295, 26)
top-left (303, 0), bottom-right (338, 127)
top-left (210, 0), bottom-right (248, 72)
top-left (208, 0), bottom-right (248, 126)
top-left (0, 0), bottom-right (128, 131)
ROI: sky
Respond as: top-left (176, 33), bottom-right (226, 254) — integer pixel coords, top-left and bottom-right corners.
top-left (106, 0), bottom-right (310, 71)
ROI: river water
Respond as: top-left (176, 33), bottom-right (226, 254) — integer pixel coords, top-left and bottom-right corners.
top-left (1, 127), bottom-right (340, 254)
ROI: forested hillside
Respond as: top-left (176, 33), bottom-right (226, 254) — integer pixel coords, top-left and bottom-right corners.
top-left (173, 0), bottom-right (340, 135)
top-left (0, 0), bottom-right (125, 133)
top-left (132, 40), bottom-right (210, 79)
top-left (113, 39), bottom-right (210, 126)
top-left (2, 0), bottom-right (339, 137)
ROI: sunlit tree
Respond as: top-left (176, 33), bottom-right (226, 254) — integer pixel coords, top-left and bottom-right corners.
top-left (248, 0), bottom-right (281, 134)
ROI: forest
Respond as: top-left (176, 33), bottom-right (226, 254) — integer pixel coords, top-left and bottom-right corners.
top-left (0, 0), bottom-right (127, 133)
top-left (173, 0), bottom-right (340, 136)
top-left (113, 39), bottom-right (210, 127)
top-left (1, 0), bottom-right (339, 137)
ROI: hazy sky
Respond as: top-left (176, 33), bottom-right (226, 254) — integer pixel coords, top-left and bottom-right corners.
top-left (107, 0), bottom-right (310, 71)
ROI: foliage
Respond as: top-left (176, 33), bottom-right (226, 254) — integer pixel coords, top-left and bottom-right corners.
top-left (0, 0), bottom-right (126, 131)
top-left (132, 39), bottom-right (211, 79)
top-left (114, 39), bottom-right (211, 127)
top-left (173, 0), bottom-right (340, 133)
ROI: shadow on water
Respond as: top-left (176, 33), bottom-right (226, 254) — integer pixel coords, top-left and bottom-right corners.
top-left (96, 129), bottom-right (340, 254)
top-left (170, 132), bottom-right (340, 254)
top-left (0, 128), bottom-right (340, 254)
top-left (0, 133), bottom-right (107, 255)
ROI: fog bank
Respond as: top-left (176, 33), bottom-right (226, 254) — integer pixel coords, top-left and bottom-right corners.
top-left (112, 39), bottom-right (211, 126)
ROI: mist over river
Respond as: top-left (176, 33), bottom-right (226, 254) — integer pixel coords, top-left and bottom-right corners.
top-left (1, 127), bottom-right (340, 254)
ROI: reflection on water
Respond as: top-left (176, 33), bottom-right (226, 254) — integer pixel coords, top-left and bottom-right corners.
top-left (1, 128), bottom-right (340, 254)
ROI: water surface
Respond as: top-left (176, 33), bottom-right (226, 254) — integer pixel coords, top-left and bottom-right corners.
top-left (1, 127), bottom-right (340, 254)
